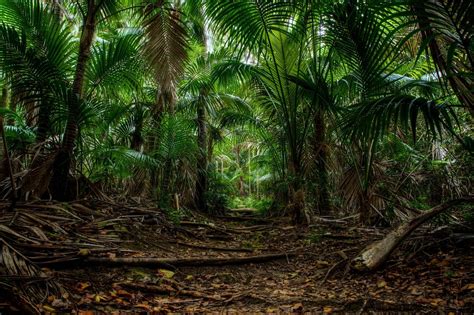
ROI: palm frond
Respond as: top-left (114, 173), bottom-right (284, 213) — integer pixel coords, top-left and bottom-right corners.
top-left (143, 0), bottom-right (188, 107)
top-left (205, 0), bottom-right (297, 56)
top-left (342, 95), bottom-right (458, 142)
top-left (86, 34), bottom-right (143, 97)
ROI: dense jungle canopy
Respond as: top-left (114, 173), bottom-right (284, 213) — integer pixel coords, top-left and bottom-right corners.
top-left (0, 0), bottom-right (473, 313)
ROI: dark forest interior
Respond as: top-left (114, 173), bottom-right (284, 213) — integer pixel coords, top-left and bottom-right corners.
top-left (0, 0), bottom-right (473, 313)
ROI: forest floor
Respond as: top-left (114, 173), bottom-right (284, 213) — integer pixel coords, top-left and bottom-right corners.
top-left (1, 200), bottom-right (473, 313)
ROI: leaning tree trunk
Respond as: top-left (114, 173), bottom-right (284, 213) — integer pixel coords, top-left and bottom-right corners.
top-left (313, 109), bottom-right (330, 215)
top-left (50, 0), bottom-right (96, 201)
top-left (351, 196), bottom-right (474, 271)
top-left (195, 99), bottom-right (208, 211)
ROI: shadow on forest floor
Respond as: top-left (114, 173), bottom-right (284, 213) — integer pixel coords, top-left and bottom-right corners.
top-left (0, 199), bottom-right (473, 313)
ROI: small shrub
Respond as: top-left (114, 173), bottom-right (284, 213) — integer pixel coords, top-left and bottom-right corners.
top-left (206, 170), bottom-right (236, 214)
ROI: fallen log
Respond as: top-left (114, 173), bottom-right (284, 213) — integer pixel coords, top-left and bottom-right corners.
top-left (351, 196), bottom-right (474, 271)
top-left (87, 252), bottom-right (295, 268)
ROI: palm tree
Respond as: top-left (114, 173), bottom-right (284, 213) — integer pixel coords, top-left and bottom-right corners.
top-left (140, 0), bottom-right (188, 197)
top-left (178, 48), bottom-right (251, 211)
top-left (204, 0), bottom-right (462, 223)
top-left (50, 0), bottom-right (122, 200)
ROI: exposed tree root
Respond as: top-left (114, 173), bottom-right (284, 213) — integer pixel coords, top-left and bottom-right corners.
top-left (87, 252), bottom-right (295, 268)
top-left (229, 208), bottom-right (257, 213)
top-left (176, 241), bottom-right (254, 252)
top-left (351, 196), bottom-right (474, 271)
top-left (117, 282), bottom-right (223, 301)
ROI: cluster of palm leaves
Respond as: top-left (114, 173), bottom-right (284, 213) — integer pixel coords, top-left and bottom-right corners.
top-left (0, 0), bottom-right (471, 222)
top-left (203, 0), bottom-right (471, 222)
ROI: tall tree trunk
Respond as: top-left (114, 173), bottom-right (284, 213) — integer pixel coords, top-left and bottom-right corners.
top-left (288, 158), bottom-right (305, 224)
top-left (149, 90), bottom-right (173, 199)
top-left (50, 0), bottom-right (97, 201)
top-left (313, 110), bottom-right (330, 215)
top-left (0, 84), bottom-right (8, 181)
top-left (131, 111), bottom-right (144, 152)
top-left (36, 87), bottom-right (50, 143)
top-left (194, 23), bottom-right (209, 211)
top-left (195, 99), bottom-right (208, 211)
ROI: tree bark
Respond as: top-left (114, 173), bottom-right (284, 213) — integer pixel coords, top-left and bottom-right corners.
top-left (50, 0), bottom-right (97, 201)
top-left (351, 196), bottom-right (474, 271)
top-left (195, 99), bottom-right (208, 211)
top-left (0, 85), bottom-right (9, 182)
top-left (313, 110), bottom-right (330, 215)
top-left (287, 153), bottom-right (306, 224)
top-left (36, 87), bottom-right (51, 143)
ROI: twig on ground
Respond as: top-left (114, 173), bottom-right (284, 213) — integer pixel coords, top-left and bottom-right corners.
top-left (320, 258), bottom-right (348, 284)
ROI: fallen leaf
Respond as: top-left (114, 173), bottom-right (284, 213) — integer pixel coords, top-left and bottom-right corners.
top-left (377, 280), bottom-right (387, 288)
top-left (410, 287), bottom-right (422, 295)
top-left (462, 283), bottom-right (474, 291)
top-left (117, 289), bottom-right (133, 298)
top-left (95, 294), bottom-right (105, 303)
top-left (42, 305), bottom-right (55, 312)
top-left (76, 282), bottom-right (91, 291)
top-left (78, 248), bottom-right (91, 256)
top-left (159, 269), bottom-right (175, 279)
top-left (135, 303), bottom-right (152, 311)
top-left (323, 306), bottom-right (333, 313)
top-left (430, 298), bottom-right (445, 306)
top-left (292, 303), bottom-right (303, 311)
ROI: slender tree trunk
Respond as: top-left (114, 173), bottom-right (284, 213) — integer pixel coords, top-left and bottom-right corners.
top-left (36, 87), bottom-right (50, 143)
top-left (195, 98), bottom-right (208, 211)
top-left (50, 0), bottom-right (97, 201)
top-left (148, 94), bottom-right (165, 198)
top-left (313, 110), bottom-right (330, 215)
top-left (288, 158), bottom-right (305, 224)
top-left (194, 23), bottom-right (209, 211)
top-left (131, 112), bottom-right (144, 152)
top-left (0, 85), bottom-right (8, 181)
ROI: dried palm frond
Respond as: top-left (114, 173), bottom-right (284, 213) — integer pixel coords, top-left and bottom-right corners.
top-left (143, 1), bottom-right (188, 112)
top-left (20, 150), bottom-right (58, 200)
top-left (0, 239), bottom-right (63, 314)
top-left (339, 160), bottom-right (387, 224)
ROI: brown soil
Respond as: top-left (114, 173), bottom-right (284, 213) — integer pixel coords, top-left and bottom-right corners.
top-left (1, 201), bottom-right (473, 313)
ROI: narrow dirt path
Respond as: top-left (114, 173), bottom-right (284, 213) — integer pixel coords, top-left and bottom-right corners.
top-left (60, 212), bottom-right (474, 313)
top-left (1, 201), bottom-right (473, 313)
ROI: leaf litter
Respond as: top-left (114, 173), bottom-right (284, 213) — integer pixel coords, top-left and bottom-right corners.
top-left (0, 199), bottom-right (472, 313)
